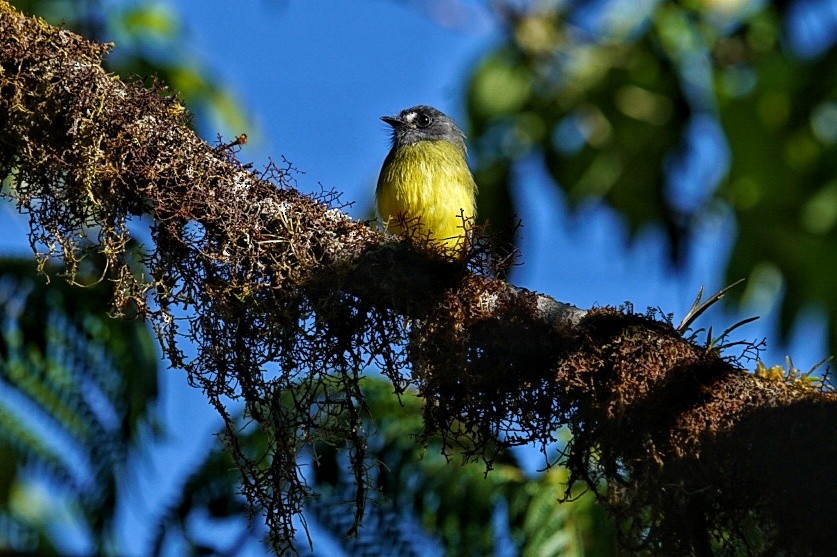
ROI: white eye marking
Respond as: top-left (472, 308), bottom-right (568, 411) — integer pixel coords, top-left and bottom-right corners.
top-left (404, 112), bottom-right (417, 123)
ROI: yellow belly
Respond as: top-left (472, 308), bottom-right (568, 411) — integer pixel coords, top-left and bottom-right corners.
top-left (376, 140), bottom-right (477, 253)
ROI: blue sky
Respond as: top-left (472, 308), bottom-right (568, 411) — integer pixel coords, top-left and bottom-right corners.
top-left (1, 0), bottom-right (832, 554)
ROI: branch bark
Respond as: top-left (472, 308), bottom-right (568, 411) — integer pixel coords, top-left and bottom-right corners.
top-left (1, 3), bottom-right (834, 555)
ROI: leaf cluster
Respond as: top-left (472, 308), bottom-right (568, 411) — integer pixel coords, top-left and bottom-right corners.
top-left (302, 377), bottom-right (615, 557)
top-left (467, 1), bottom-right (837, 354)
top-left (9, 0), bottom-right (248, 136)
top-left (0, 258), bottom-right (157, 553)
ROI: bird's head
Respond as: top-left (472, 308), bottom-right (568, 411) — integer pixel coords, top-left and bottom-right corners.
top-left (381, 105), bottom-right (466, 152)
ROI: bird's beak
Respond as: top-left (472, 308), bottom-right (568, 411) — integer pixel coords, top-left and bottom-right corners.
top-left (380, 115), bottom-right (402, 128)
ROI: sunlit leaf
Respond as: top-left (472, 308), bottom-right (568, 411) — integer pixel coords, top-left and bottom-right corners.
top-left (121, 4), bottom-right (179, 40)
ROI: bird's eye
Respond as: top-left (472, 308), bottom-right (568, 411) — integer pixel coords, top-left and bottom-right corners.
top-left (416, 113), bottom-right (432, 127)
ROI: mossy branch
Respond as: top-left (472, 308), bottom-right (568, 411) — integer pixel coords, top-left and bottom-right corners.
top-left (1, 3), bottom-right (835, 555)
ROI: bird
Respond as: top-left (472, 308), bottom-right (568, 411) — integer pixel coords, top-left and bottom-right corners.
top-left (376, 105), bottom-right (477, 256)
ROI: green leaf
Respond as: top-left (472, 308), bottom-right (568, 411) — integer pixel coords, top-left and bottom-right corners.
top-left (717, 13), bottom-right (837, 349)
top-left (467, 23), bottom-right (691, 261)
top-left (0, 257), bottom-right (159, 550)
top-left (305, 377), bottom-right (616, 556)
top-left (120, 4), bottom-right (179, 40)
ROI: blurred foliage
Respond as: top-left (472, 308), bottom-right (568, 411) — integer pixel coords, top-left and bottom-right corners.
top-left (146, 428), bottom-right (256, 555)
top-left (0, 257), bottom-right (157, 553)
top-left (305, 377), bottom-right (616, 557)
top-left (468, 0), bottom-right (837, 355)
top-left (0, 256), bottom-right (262, 555)
top-left (138, 374), bottom-right (616, 556)
top-left (1, 1), bottom-right (250, 554)
top-left (8, 0), bottom-right (249, 138)
top-left (716, 11), bottom-right (837, 343)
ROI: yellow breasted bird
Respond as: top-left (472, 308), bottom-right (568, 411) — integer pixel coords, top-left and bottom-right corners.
top-left (376, 105), bottom-right (477, 255)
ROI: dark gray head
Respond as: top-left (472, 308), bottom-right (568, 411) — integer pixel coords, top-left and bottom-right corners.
top-left (381, 105), bottom-right (467, 152)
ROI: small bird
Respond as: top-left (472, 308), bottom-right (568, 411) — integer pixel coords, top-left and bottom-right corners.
top-left (376, 105), bottom-right (477, 255)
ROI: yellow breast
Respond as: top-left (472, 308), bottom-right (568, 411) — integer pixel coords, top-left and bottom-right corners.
top-left (376, 139), bottom-right (477, 254)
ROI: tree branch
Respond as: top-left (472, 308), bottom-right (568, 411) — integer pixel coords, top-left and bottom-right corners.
top-left (1, 3), bottom-right (834, 555)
